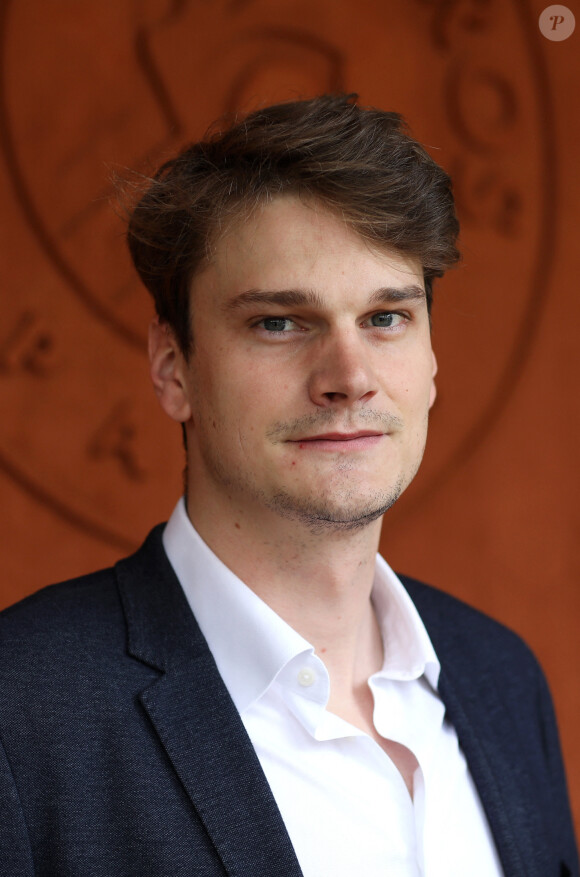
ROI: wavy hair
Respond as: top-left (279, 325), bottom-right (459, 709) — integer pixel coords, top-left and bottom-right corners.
top-left (127, 94), bottom-right (460, 357)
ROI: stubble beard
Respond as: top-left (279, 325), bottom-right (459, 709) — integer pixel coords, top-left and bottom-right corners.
top-left (200, 438), bottom-right (409, 535)
top-left (196, 408), bottom-right (427, 537)
top-left (264, 476), bottom-right (406, 535)
top-left (261, 409), bottom-right (424, 534)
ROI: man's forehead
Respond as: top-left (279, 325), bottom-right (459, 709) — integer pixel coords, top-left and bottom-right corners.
top-left (208, 195), bottom-right (425, 284)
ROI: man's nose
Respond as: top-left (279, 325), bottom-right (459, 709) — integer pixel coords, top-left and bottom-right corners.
top-left (307, 329), bottom-right (379, 407)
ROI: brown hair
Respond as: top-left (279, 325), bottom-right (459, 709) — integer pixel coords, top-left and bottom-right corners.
top-left (127, 93), bottom-right (460, 357)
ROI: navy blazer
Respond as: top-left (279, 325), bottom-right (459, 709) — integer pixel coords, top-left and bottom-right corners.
top-left (0, 525), bottom-right (577, 876)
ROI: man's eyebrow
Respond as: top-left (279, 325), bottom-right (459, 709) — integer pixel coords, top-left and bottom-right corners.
top-left (368, 285), bottom-right (426, 307)
top-left (225, 285), bottom-right (426, 311)
top-left (225, 289), bottom-right (324, 310)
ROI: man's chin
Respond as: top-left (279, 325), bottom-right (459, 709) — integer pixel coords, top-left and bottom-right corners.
top-left (266, 483), bottom-right (404, 534)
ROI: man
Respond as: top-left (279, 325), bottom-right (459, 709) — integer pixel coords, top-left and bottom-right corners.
top-left (0, 95), bottom-right (577, 876)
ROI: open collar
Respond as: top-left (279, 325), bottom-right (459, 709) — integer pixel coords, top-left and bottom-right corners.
top-left (114, 522), bottom-right (574, 877)
top-left (163, 498), bottom-right (441, 713)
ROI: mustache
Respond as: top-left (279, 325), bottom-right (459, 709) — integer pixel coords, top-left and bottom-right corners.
top-left (266, 409), bottom-right (403, 441)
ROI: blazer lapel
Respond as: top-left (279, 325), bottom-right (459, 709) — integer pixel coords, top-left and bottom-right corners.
top-left (115, 527), bottom-right (303, 877)
top-left (436, 671), bottom-right (530, 876)
top-left (113, 529), bottom-right (566, 876)
top-left (402, 576), bottom-right (557, 877)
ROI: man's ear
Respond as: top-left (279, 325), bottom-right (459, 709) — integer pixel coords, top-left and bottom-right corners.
top-left (148, 318), bottom-right (192, 423)
top-left (429, 351), bottom-right (438, 409)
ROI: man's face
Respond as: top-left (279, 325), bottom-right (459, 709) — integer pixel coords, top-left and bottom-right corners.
top-left (171, 196), bottom-right (437, 532)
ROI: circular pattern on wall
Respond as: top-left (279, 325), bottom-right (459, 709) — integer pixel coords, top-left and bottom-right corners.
top-left (0, 0), bottom-right (555, 546)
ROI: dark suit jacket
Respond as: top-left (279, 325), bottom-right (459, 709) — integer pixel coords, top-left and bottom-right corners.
top-left (0, 525), bottom-right (577, 876)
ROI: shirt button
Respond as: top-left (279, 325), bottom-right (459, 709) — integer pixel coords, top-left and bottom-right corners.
top-left (297, 667), bottom-right (316, 687)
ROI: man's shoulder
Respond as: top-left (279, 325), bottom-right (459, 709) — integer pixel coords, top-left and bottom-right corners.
top-left (398, 573), bottom-right (541, 674)
top-left (3, 564), bottom-right (118, 616)
top-left (0, 524), bottom-right (168, 671)
top-left (0, 566), bottom-right (123, 673)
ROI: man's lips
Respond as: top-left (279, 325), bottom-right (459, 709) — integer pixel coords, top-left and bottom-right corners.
top-left (294, 431), bottom-right (383, 441)
top-left (288, 431), bottom-right (386, 451)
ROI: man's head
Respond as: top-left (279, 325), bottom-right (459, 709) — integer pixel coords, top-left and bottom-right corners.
top-left (127, 93), bottom-right (459, 360)
top-left (128, 95), bottom-right (460, 536)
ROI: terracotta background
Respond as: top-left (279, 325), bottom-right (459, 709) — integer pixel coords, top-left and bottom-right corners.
top-left (1, 0), bottom-right (579, 833)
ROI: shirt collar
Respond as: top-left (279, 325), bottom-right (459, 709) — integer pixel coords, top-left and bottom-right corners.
top-left (372, 554), bottom-right (440, 690)
top-left (162, 498), bottom-right (440, 713)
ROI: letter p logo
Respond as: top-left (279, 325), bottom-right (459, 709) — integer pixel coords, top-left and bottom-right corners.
top-left (539, 5), bottom-right (576, 40)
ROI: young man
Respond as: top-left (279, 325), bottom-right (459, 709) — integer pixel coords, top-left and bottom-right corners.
top-left (0, 95), bottom-right (577, 876)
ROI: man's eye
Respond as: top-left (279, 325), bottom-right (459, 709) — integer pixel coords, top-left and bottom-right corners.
top-left (369, 312), bottom-right (404, 328)
top-left (259, 317), bottom-right (296, 332)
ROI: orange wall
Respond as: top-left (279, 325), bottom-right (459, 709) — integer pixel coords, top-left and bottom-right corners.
top-left (1, 0), bottom-right (579, 832)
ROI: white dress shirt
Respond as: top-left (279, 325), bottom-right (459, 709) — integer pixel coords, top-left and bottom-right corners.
top-left (163, 499), bottom-right (504, 876)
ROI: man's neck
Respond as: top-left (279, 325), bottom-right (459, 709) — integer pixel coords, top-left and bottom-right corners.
top-left (186, 492), bottom-right (385, 693)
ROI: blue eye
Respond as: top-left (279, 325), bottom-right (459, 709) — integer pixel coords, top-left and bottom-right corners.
top-left (261, 318), bottom-right (295, 332)
top-left (370, 312), bottom-right (403, 328)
